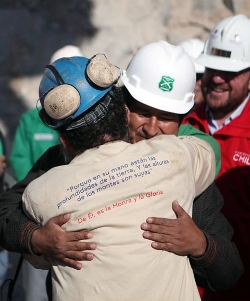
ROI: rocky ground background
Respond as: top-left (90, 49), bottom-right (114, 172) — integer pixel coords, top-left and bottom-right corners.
top-left (0, 0), bottom-right (250, 153)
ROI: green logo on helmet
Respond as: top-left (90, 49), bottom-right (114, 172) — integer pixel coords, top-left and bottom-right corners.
top-left (158, 76), bottom-right (174, 92)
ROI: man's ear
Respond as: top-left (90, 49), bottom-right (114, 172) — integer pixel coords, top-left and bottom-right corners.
top-left (60, 135), bottom-right (77, 160)
top-left (59, 135), bottom-right (69, 151)
top-left (248, 71), bottom-right (250, 91)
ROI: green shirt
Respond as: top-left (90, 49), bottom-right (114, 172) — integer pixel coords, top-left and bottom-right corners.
top-left (0, 141), bottom-right (3, 155)
top-left (10, 108), bottom-right (60, 181)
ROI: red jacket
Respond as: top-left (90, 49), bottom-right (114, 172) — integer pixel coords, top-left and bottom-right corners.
top-left (183, 99), bottom-right (250, 301)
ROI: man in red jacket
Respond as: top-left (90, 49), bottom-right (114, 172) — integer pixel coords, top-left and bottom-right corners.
top-left (183, 14), bottom-right (250, 301)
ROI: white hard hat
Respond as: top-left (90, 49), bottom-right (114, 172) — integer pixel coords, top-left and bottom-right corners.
top-left (50, 45), bottom-right (84, 63)
top-left (179, 38), bottom-right (205, 74)
top-left (121, 40), bottom-right (195, 114)
top-left (196, 14), bottom-right (250, 72)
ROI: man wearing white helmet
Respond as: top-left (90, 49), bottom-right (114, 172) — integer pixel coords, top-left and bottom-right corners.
top-left (184, 14), bottom-right (250, 300)
top-left (121, 40), bottom-right (243, 298)
top-left (179, 38), bottom-right (205, 105)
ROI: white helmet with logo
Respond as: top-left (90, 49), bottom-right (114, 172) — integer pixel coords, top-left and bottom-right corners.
top-left (196, 14), bottom-right (250, 72)
top-left (179, 38), bottom-right (205, 74)
top-left (121, 41), bottom-right (195, 114)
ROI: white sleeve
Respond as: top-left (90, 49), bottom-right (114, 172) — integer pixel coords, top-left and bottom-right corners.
top-left (22, 185), bottom-right (52, 270)
top-left (22, 188), bottom-right (41, 225)
top-left (179, 136), bottom-right (216, 197)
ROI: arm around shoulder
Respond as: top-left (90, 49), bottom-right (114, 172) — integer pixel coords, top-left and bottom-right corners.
top-left (178, 124), bottom-right (221, 176)
top-left (0, 145), bottom-right (64, 253)
top-left (179, 135), bottom-right (216, 197)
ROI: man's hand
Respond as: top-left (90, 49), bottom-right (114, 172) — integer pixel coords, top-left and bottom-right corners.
top-left (141, 200), bottom-right (207, 257)
top-left (31, 213), bottom-right (96, 270)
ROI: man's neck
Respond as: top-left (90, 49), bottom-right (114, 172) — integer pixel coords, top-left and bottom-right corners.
top-left (212, 112), bottom-right (232, 127)
top-left (207, 94), bottom-right (250, 128)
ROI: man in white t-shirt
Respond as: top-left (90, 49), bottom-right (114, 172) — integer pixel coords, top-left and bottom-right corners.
top-left (22, 47), bottom-right (215, 301)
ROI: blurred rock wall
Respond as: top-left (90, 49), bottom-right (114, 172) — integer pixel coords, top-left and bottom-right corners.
top-left (0, 0), bottom-right (250, 153)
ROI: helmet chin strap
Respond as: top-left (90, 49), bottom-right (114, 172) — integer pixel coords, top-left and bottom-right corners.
top-left (66, 89), bottom-right (115, 130)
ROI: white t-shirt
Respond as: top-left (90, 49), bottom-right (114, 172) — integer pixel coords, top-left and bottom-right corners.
top-left (23, 135), bottom-right (215, 301)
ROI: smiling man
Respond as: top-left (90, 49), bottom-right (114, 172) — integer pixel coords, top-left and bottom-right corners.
top-left (128, 100), bottom-right (180, 140)
top-left (183, 14), bottom-right (250, 301)
top-left (120, 41), bottom-right (242, 299)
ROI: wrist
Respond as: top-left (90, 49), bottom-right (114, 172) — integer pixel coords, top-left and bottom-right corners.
top-left (190, 230), bottom-right (207, 257)
top-left (20, 221), bottom-right (42, 254)
top-left (30, 227), bottom-right (43, 256)
top-left (189, 232), bottom-right (217, 266)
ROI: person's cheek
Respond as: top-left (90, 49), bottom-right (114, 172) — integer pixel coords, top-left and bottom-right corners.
top-left (129, 113), bottom-right (141, 143)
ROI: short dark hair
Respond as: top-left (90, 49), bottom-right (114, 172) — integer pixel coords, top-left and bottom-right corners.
top-left (121, 85), bottom-right (136, 110)
top-left (59, 86), bottom-right (128, 154)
